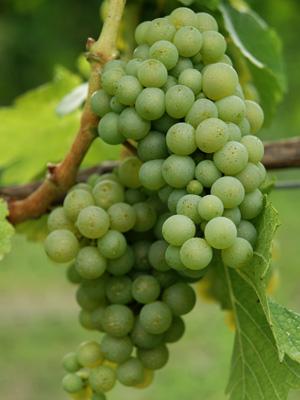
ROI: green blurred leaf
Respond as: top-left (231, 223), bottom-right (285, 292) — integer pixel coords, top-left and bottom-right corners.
top-left (0, 200), bottom-right (15, 261)
top-left (16, 215), bottom-right (48, 242)
top-left (194, 0), bottom-right (220, 10)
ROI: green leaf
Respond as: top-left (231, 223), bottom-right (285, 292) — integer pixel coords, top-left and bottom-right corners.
top-left (0, 200), bottom-right (15, 261)
top-left (16, 215), bottom-right (48, 242)
top-left (194, 0), bottom-right (220, 10)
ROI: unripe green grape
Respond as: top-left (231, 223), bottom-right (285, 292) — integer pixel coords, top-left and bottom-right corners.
top-left (153, 269), bottom-right (179, 289)
top-left (241, 135), bottom-right (264, 163)
top-left (97, 230), bottom-right (127, 259)
top-left (169, 7), bottom-right (198, 29)
top-left (162, 214), bottom-right (195, 246)
top-left (107, 246), bottom-right (134, 276)
top-left (91, 90), bottom-right (111, 117)
top-left (166, 122), bottom-right (196, 156)
top-left (66, 263), bottom-right (83, 284)
top-left (132, 202), bottom-right (157, 232)
top-left (195, 160), bottom-right (222, 188)
top-left (101, 68), bottom-right (125, 96)
top-left (201, 31), bottom-right (226, 63)
top-left (146, 18), bottom-right (176, 45)
top-left (119, 108), bottom-right (150, 141)
top-left (125, 189), bottom-right (146, 205)
top-left (257, 162), bottom-right (267, 186)
top-left (149, 40), bottom-right (179, 70)
top-left (164, 317), bottom-right (185, 344)
top-left (148, 240), bottom-right (169, 271)
top-left (102, 304), bottom-right (134, 337)
top-left (102, 334), bottom-right (133, 364)
top-left (167, 189), bottom-right (187, 212)
top-left (211, 176), bottom-right (245, 208)
top-left (103, 60), bottom-right (126, 73)
top-left (213, 141), bottom-right (249, 175)
top-left (132, 240), bottom-right (151, 271)
top-left (162, 282), bottom-right (196, 315)
top-left (62, 352), bottom-right (81, 373)
top-left (75, 246), bottom-right (107, 279)
top-left (132, 275), bottom-right (160, 304)
top-left (137, 131), bottom-right (168, 161)
top-left (79, 309), bottom-right (96, 330)
top-left (70, 182), bottom-right (92, 193)
top-left (63, 189), bottom-right (95, 222)
top-left (202, 63), bottom-right (238, 101)
top-left (95, 173), bottom-right (119, 184)
top-left (216, 95), bottom-right (246, 124)
top-left (107, 203), bottom-right (136, 233)
top-left (133, 44), bottom-right (150, 60)
top-left (45, 229), bottom-right (79, 263)
top-left (173, 26), bottom-right (203, 57)
top-left (98, 112), bottom-right (124, 145)
top-left (115, 75), bottom-right (142, 106)
top-left (137, 59), bottom-right (168, 88)
top-left (221, 237), bottom-right (253, 269)
top-left (165, 85), bottom-right (195, 118)
top-left (239, 189), bottom-right (264, 220)
top-left (180, 238), bottom-right (213, 270)
top-left (153, 212), bottom-right (171, 240)
top-left (219, 54), bottom-right (233, 65)
top-left (178, 68), bottom-right (202, 95)
top-left (235, 162), bottom-right (262, 192)
top-left (47, 207), bottom-right (74, 232)
top-left (245, 100), bottom-right (264, 133)
top-left (105, 276), bottom-right (132, 304)
top-left (62, 373), bottom-right (83, 393)
top-left (223, 207), bottom-right (241, 226)
top-left (77, 340), bottom-right (104, 368)
top-left (117, 357), bottom-right (145, 386)
top-left (131, 318), bottom-right (163, 349)
top-left (93, 180), bottom-right (125, 210)
top-left (238, 220), bottom-right (257, 246)
top-left (153, 113), bottom-right (177, 133)
top-left (196, 117), bottom-right (229, 153)
top-left (76, 206), bottom-right (110, 239)
top-left (138, 344), bottom-right (169, 370)
top-left (140, 301), bottom-right (172, 334)
top-left (162, 155), bottom-right (195, 188)
top-left (135, 88), bottom-right (165, 121)
top-left (89, 365), bottom-right (116, 393)
top-left (205, 216), bottom-right (237, 249)
top-left (79, 275), bottom-right (108, 302)
top-left (91, 304), bottom-right (107, 331)
top-left (135, 21), bottom-right (151, 45)
top-left (92, 394), bottom-right (106, 400)
top-left (169, 57), bottom-right (193, 78)
top-left (186, 179), bottom-right (203, 195)
top-left (147, 194), bottom-right (165, 214)
top-left (157, 186), bottom-right (172, 204)
top-left (125, 58), bottom-right (143, 77)
top-left (162, 75), bottom-right (178, 91)
top-left (110, 96), bottom-right (125, 113)
top-left (198, 195), bottom-right (224, 221)
top-left (239, 118), bottom-right (251, 135)
top-left (197, 12), bottom-right (218, 32)
top-left (118, 157), bottom-right (142, 189)
top-left (227, 122), bottom-right (242, 141)
top-left (176, 194), bottom-right (201, 223)
top-left (76, 288), bottom-right (102, 311)
top-left (185, 98), bottom-right (218, 128)
top-left (165, 245), bottom-right (185, 271)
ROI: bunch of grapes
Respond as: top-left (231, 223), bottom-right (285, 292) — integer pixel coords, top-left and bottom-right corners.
top-left (45, 6), bottom-right (266, 399)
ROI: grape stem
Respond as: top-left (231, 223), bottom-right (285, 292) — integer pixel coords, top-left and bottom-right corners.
top-left (5, 0), bottom-right (126, 225)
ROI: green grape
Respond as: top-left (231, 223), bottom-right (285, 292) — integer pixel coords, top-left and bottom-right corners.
top-left (239, 189), bottom-right (264, 220)
top-left (62, 373), bottom-right (83, 394)
top-left (101, 334), bottom-right (133, 363)
top-left (76, 287), bottom-right (101, 311)
top-left (91, 89), bottom-right (111, 117)
top-left (186, 179), bottom-right (203, 195)
top-left (180, 238), bottom-right (213, 270)
top-left (103, 60), bottom-right (126, 72)
top-left (162, 155), bottom-right (195, 189)
top-left (185, 98), bottom-right (218, 128)
top-left (152, 113), bottom-right (177, 133)
top-left (76, 206), bottom-right (110, 239)
top-left (47, 207), bottom-right (74, 232)
top-left (152, 270), bottom-right (179, 289)
top-left (176, 194), bottom-right (201, 223)
top-left (107, 246), bottom-right (135, 276)
top-left (135, 88), bottom-right (165, 121)
top-left (108, 202), bottom-right (136, 233)
top-left (138, 344), bottom-right (169, 370)
top-left (132, 240), bottom-right (151, 271)
top-left (162, 214), bottom-right (195, 246)
top-left (216, 95), bottom-right (246, 124)
top-left (79, 309), bottom-right (96, 330)
top-left (162, 282), bottom-right (196, 315)
top-left (110, 96), bottom-right (125, 113)
top-left (135, 21), bottom-right (151, 45)
top-left (235, 163), bottom-right (262, 192)
top-left (118, 157), bottom-right (142, 189)
top-left (198, 195), bottom-right (224, 221)
top-left (197, 12), bottom-right (218, 32)
top-left (106, 276), bottom-right (132, 304)
top-left (125, 58), bottom-right (143, 77)
top-left (149, 40), bottom-right (179, 70)
top-left (140, 301), bottom-right (172, 334)
top-left (154, 212), bottom-right (172, 239)
top-left (162, 75), bottom-right (178, 91)
top-left (227, 122), bottom-right (242, 141)
top-left (63, 189), bottom-right (95, 222)
top-left (202, 63), bottom-right (238, 101)
top-left (211, 176), bottom-right (245, 208)
top-left (166, 123), bottom-right (196, 156)
top-left (45, 229), bottom-right (79, 263)
top-left (101, 68), bottom-right (125, 96)
top-left (223, 207), bottom-right (241, 226)
top-left (116, 357), bottom-right (145, 386)
top-left (169, 57), bottom-right (193, 78)
top-left (131, 202), bottom-right (156, 232)
top-left (115, 75), bottom-right (142, 106)
top-left (102, 304), bottom-right (134, 337)
top-left (195, 117), bottom-right (229, 153)
top-left (125, 189), bottom-right (146, 205)
top-left (245, 100), bottom-right (264, 134)
top-left (92, 180), bottom-right (124, 210)
top-left (92, 393), bottom-right (107, 400)
top-left (164, 316), bottom-right (185, 343)
top-left (131, 318), bottom-right (163, 349)
top-left (213, 141), bottom-right (249, 175)
top-left (119, 108), bottom-right (151, 141)
top-left (62, 352), bottom-right (81, 373)
top-left (195, 159), bottom-right (221, 188)
top-left (237, 220), bottom-right (257, 246)
top-left (80, 276), bottom-right (107, 303)
top-left (257, 162), bottom-right (267, 186)
top-left (241, 135), bottom-right (264, 163)
top-left (95, 173), bottom-right (119, 184)
top-left (77, 341), bottom-right (104, 368)
top-left (169, 7), bottom-right (198, 29)
top-left (201, 31), bottom-right (226, 63)
top-left (204, 216), bottom-right (237, 249)
top-left (132, 275), bottom-right (161, 303)
top-left (97, 230), bottom-right (127, 259)
top-left (165, 245), bottom-right (185, 271)
top-left (137, 131), bottom-right (168, 161)
top-left (91, 304), bottom-right (107, 331)
top-left (239, 118), bottom-right (251, 135)
top-left (220, 54), bottom-right (233, 66)
top-left (146, 18), bottom-right (176, 45)
top-left (167, 189), bottom-right (187, 213)
top-left (137, 59), bottom-right (168, 88)
top-left (165, 85), bottom-right (195, 118)
top-left (75, 246), bottom-right (107, 280)
top-left (89, 365), bottom-right (116, 393)
top-left (66, 263), bottom-right (83, 284)
top-left (133, 44), bottom-right (150, 60)
top-left (173, 26), bottom-right (203, 57)
top-left (178, 68), bottom-right (202, 95)
top-left (221, 237), bottom-right (253, 269)
top-left (148, 240), bottom-right (169, 271)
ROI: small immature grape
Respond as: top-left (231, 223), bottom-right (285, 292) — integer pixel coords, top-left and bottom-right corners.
top-left (101, 334), bottom-right (133, 364)
top-left (110, 97), bottom-right (125, 113)
top-left (76, 206), bottom-right (110, 239)
top-left (201, 31), bottom-right (226, 63)
top-left (154, 212), bottom-right (172, 239)
top-left (216, 95), bottom-right (246, 124)
top-left (107, 246), bottom-right (135, 276)
top-left (103, 59), bottom-right (126, 72)
top-left (169, 7), bottom-right (198, 29)
top-left (79, 309), bottom-right (96, 330)
top-left (91, 89), bottom-right (111, 117)
top-left (93, 180), bottom-right (125, 209)
top-left (162, 75), bottom-right (178, 91)
top-left (185, 98), bottom-right (218, 128)
top-left (239, 189), bottom-right (264, 220)
top-left (102, 304), bottom-right (134, 337)
top-left (133, 44), bottom-right (150, 60)
top-left (205, 217), bottom-right (237, 249)
top-left (131, 318), bottom-right (163, 349)
top-left (149, 40), bottom-right (179, 70)
top-left (197, 12), bottom-right (218, 32)
top-left (76, 287), bottom-right (102, 311)
top-left (202, 63), bottom-right (238, 100)
top-left (195, 117), bottom-right (229, 153)
top-left (173, 26), bottom-right (203, 57)
top-left (76, 247), bottom-right (107, 279)
top-left (119, 108), bottom-right (150, 141)
top-left (178, 68), bottom-right (202, 94)
top-left (186, 179), bottom-right (203, 195)
top-left (102, 68), bottom-right (125, 96)
top-left (118, 157), bottom-right (142, 189)
top-left (140, 301), bottom-right (172, 334)
top-left (152, 113), bottom-right (177, 133)
top-left (167, 189), bottom-right (187, 213)
top-left (117, 357), bottom-right (145, 386)
top-left (133, 202), bottom-right (157, 232)
top-left (146, 18), bottom-right (176, 45)
top-left (137, 59), bottom-right (168, 88)
top-left (162, 282), bottom-right (196, 315)
top-left (135, 88), bottom-right (165, 121)
top-left (162, 214), bottom-right (196, 246)
top-left (89, 365), bottom-right (116, 393)
top-left (66, 263), bottom-right (82, 284)
top-left (91, 305), bottom-right (107, 331)
top-left (221, 237), bottom-right (253, 269)
top-left (213, 141), bottom-right (248, 175)
top-left (166, 123), bottom-right (196, 155)
top-left (227, 122), bottom-right (242, 141)
top-left (97, 230), bottom-right (127, 259)
top-left (257, 162), bottom-right (267, 186)
top-left (238, 220), bottom-right (257, 246)
top-left (153, 270), bottom-right (178, 289)
top-left (165, 85), bottom-right (195, 118)
top-left (132, 240), bottom-right (151, 271)
top-left (164, 316), bottom-right (185, 343)
top-left (106, 276), bottom-right (132, 304)
top-left (108, 202), bottom-right (136, 233)
top-left (165, 245), bottom-right (185, 270)
top-left (132, 275), bottom-right (160, 304)
top-left (62, 352), bottom-right (81, 373)
top-left (169, 57), bottom-right (193, 78)
top-left (223, 207), bottom-right (241, 226)
top-left (195, 159), bottom-right (221, 188)
top-left (125, 189), bottom-right (146, 205)
top-left (98, 112), bottom-right (124, 145)
top-left (125, 58), bottom-right (143, 77)
top-left (63, 189), bottom-right (95, 222)
top-left (198, 195), bottom-right (224, 221)
top-left (45, 229), bottom-right (79, 263)
top-left (47, 207), bottom-right (74, 232)
top-left (62, 373), bottom-right (83, 394)
top-left (138, 344), bottom-right (169, 370)
top-left (115, 75), bottom-right (142, 106)
top-left (180, 238), bottom-right (213, 270)
top-left (137, 131), bottom-right (168, 161)
top-left (239, 118), bottom-right (251, 135)
top-left (241, 135), bottom-right (264, 163)
top-left (135, 21), bottom-right (151, 45)
top-left (245, 100), bottom-right (264, 134)
top-left (211, 176), bottom-right (245, 208)
top-left (235, 163), bottom-right (262, 192)
top-left (148, 240), bottom-right (169, 271)
top-left (77, 340), bottom-right (104, 368)
top-left (162, 155), bottom-right (195, 188)
top-left (92, 393), bottom-right (107, 400)
top-left (176, 194), bottom-right (202, 223)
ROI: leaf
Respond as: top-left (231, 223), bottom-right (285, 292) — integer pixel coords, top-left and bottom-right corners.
top-left (0, 200), bottom-right (15, 261)
top-left (56, 83), bottom-right (88, 116)
top-left (16, 215), bottom-right (48, 242)
top-left (194, 0), bottom-right (220, 10)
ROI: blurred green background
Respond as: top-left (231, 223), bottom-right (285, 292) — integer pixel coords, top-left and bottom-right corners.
top-left (0, 0), bottom-right (300, 399)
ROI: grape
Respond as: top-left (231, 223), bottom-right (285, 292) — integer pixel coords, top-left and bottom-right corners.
top-left (153, 270), bottom-right (178, 289)
top-left (149, 40), bottom-right (179, 70)
top-left (76, 247), bottom-right (107, 280)
top-left (80, 276), bottom-right (107, 303)
top-left (132, 240), bottom-right (151, 271)
top-left (241, 135), bottom-right (264, 163)
top-left (146, 18), bottom-right (176, 45)
top-left (108, 203), bottom-right (136, 233)
top-left (152, 113), bottom-right (177, 133)
top-left (216, 95), bottom-right (246, 124)
top-left (92, 393), bottom-right (107, 400)
top-left (79, 309), bottom-right (96, 330)
top-left (239, 189), bottom-right (264, 220)
top-left (106, 276), bottom-right (132, 304)
top-left (221, 237), bottom-right (253, 269)
top-left (197, 12), bottom-right (218, 32)
top-left (63, 189), bottom-right (95, 222)
top-left (167, 189), bottom-right (187, 213)
top-left (118, 157), bottom-right (142, 189)
top-left (227, 122), bottom-right (242, 141)
top-left (132, 275), bottom-right (161, 303)
top-left (237, 220), bottom-right (257, 246)
top-left (202, 63), bottom-right (238, 100)
top-left (133, 44), bottom-right (150, 60)
top-left (77, 341), bottom-right (104, 368)
top-left (103, 60), bottom-right (126, 72)
top-left (139, 160), bottom-right (165, 191)
top-left (47, 207), bottom-right (74, 232)
top-left (164, 316), bottom-right (185, 343)
top-left (169, 57), bottom-right (193, 78)
top-left (135, 21), bottom-right (151, 45)
top-left (211, 176), bottom-right (245, 208)
top-left (185, 98), bottom-right (218, 128)
top-left (169, 7), bottom-right (198, 28)
top-left (115, 75), bottom-right (142, 106)
top-left (178, 68), bottom-right (202, 95)
top-left (162, 155), bottom-right (195, 188)
top-left (131, 318), bottom-right (163, 349)
top-left (110, 97), bottom-right (125, 113)
top-left (116, 358), bottom-right (145, 386)
top-left (102, 304), bottom-right (134, 337)
top-left (102, 68), bottom-right (125, 96)
top-left (45, 229), bottom-right (79, 263)
top-left (198, 195), bottom-right (224, 221)
top-left (70, 182), bottom-right (92, 193)
top-left (76, 206), bottom-right (110, 239)
top-left (180, 238), bottom-right (213, 270)
top-left (138, 344), bottom-right (169, 370)
top-left (137, 131), bottom-right (168, 161)
top-left (62, 373), bottom-right (83, 393)
top-left (62, 352), bottom-right (81, 373)
top-left (125, 189), bottom-right (146, 205)
top-left (195, 160), bottom-right (221, 188)
top-left (97, 230), bottom-right (127, 259)
top-left (162, 282), bottom-right (196, 315)
top-left (91, 89), bottom-right (111, 117)
top-left (162, 215), bottom-right (196, 246)
top-left (137, 59), bottom-right (168, 88)
top-left (89, 366), bottom-right (116, 393)
top-left (135, 88), bottom-right (165, 121)
top-left (107, 247), bottom-right (135, 276)
top-left (176, 194), bottom-right (201, 223)
top-left (148, 240), bottom-right (169, 271)
top-left (101, 335), bottom-right (133, 363)
top-left (165, 245), bottom-right (185, 272)
top-left (95, 173), bottom-right (119, 184)
top-left (245, 100), bottom-right (264, 133)
top-left (165, 85), bottom-right (195, 118)
top-left (125, 58), bottom-right (143, 77)
top-left (186, 179), bottom-right (203, 195)
top-left (257, 162), bottom-right (267, 186)
top-left (173, 26), bottom-right (203, 57)
top-left (76, 287), bottom-right (102, 311)
top-left (196, 117), bottom-right (229, 153)
top-left (133, 202), bottom-right (157, 232)
top-left (119, 108), bottom-right (150, 141)
top-left (201, 31), bottom-right (226, 63)
top-left (162, 75), bottom-right (178, 92)
top-left (205, 217), bottom-right (237, 249)
top-left (235, 163), bottom-right (262, 192)
top-left (93, 180), bottom-right (125, 209)
top-left (239, 118), bottom-right (251, 135)
top-left (213, 141), bottom-right (248, 175)
top-left (67, 263), bottom-right (83, 284)
top-left (140, 301), bottom-right (172, 334)
top-left (91, 305), bottom-right (107, 331)
top-left (223, 207), bottom-right (241, 226)
top-left (166, 123), bottom-right (196, 156)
